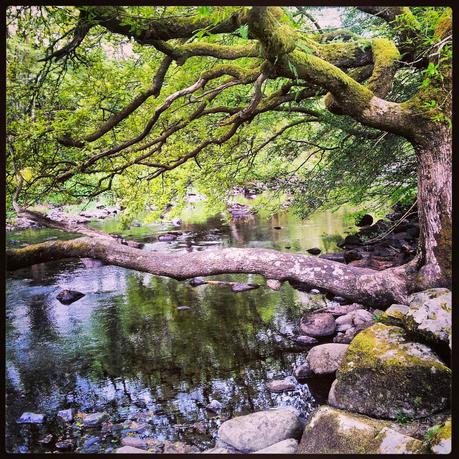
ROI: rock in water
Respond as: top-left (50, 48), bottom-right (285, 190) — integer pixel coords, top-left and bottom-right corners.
top-left (83, 412), bottom-right (109, 427)
top-left (306, 343), bottom-right (349, 376)
top-left (266, 377), bottom-right (296, 393)
top-left (328, 323), bottom-right (451, 419)
top-left (16, 412), bottom-right (45, 424)
top-left (217, 407), bottom-right (302, 452)
top-left (56, 289), bottom-right (85, 305)
top-left (231, 283), bottom-right (260, 293)
top-left (300, 313), bottom-right (336, 337)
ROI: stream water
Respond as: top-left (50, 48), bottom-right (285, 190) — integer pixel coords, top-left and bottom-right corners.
top-left (6, 208), bottom-right (354, 453)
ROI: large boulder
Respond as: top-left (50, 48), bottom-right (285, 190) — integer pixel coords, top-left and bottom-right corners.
top-left (403, 288), bottom-right (451, 349)
top-left (217, 407), bottom-right (303, 452)
top-left (297, 406), bottom-right (426, 454)
top-left (328, 324), bottom-right (451, 419)
top-left (306, 344), bottom-right (349, 376)
top-left (300, 312), bottom-right (336, 337)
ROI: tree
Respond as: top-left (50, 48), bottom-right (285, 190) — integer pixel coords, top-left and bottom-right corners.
top-left (6, 6), bottom-right (452, 306)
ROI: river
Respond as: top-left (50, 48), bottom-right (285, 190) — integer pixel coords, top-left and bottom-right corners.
top-left (6, 207), bottom-right (354, 453)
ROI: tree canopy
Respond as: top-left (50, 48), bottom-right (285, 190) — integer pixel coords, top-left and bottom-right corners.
top-left (6, 6), bottom-right (451, 223)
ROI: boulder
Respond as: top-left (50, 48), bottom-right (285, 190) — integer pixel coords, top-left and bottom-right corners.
top-left (266, 279), bottom-right (282, 290)
top-left (298, 406), bottom-right (425, 454)
top-left (253, 438), bottom-right (298, 454)
top-left (16, 412), bottom-right (45, 424)
top-left (306, 344), bottom-right (349, 376)
top-left (300, 313), bottom-right (336, 337)
top-left (57, 408), bottom-right (74, 422)
top-left (266, 378), bottom-right (296, 393)
top-left (217, 407), bottom-right (302, 452)
top-left (328, 324), bottom-right (451, 419)
top-left (427, 417), bottom-right (451, 454)
top-left (294, 361), bottom-right (314, 380)
top-left (206, 400), bottom-right (223, 412)
top-left (56, 289), bottom-right (85, 305)
top-left (293, 335), bottom-right (318, 346)
top-left (403, 288), bottom-right (451, 348)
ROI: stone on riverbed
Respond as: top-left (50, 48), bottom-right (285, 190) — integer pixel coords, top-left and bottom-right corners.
top-left (328, 323), bottom-right (451, 419)
top-left (403, 288), bottom-right (451, 348)
top-left (83, 412), bottom-right (109, 427)
top-left (252, 438), bottom-right (298, 454)
top-left (266, 377), bottom-right (296, 393)
top-left (300, 312), bottom-right (336, 337)
top-left (57, 408), bottom-right (74, 422)
top-left (231, 283), bottom-right (260, 293)
top-left (56, 289), bottom-right (85, 305)
top-left (16, 412), bottom-right (45, 424)
top-left (306, 343), bottom-right (349, 376)
top-left (217, 407), bottom-right (303, 452)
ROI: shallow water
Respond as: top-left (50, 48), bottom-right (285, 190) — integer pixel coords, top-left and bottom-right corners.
top-left (6, 208), bottom-right (352, 453)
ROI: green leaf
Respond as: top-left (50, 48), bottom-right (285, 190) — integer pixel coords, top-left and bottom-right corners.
top-left (297, 41), bottom-right (312, 54)
top-left (236, 24), bottom-right (249, 40)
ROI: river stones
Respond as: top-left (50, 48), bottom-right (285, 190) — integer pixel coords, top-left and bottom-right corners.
top-left (328, 323), bottom-right (451, 419)
top-left (83, 412), bottom-right (109, 427)
top-left (300, 312), bottom-right (336, 337)
top-left (266, 377), bottom-right (296, 393)
top-left (294, 361), bottom-right (314, 380)
top-left (403, 288), bottom-right (451, 348)
top-left (217, 407), bottom-right (303, 452)
top-left (297, 406), bottom-right (426, 454)
top-left (306, 344), bottom-right (349, 376)
top-left (56, 289), bottom-right (85, 305)
top-left (253, 438), bottom-right (298, 454)
top-left (57, 408), bottom-right (74, 422)
top-left (16, 412), bottom-right (45, 424)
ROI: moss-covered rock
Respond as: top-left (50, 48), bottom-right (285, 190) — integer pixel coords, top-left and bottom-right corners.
top-left (328, 323), bottom-right (451, 419)
top-left (426, 417), bottom-right (451, 454)
top-left (403, 288), bottom-right (451, 349)
top-left (380, 303), bottom-right (410, 327)
top-left (297, 406), bottom-right (426, 454)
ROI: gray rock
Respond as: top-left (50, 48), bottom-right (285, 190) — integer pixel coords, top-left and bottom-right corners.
top-left (231, 283), bottom-right (260, 293)
top-left (206, 399), bottom-right (223, 412)
top-left (116, 446), bottom-right (148, 454)
top-left (381, 304), bottom-right (410, 327)
top-left (121, 437), bottom-right (147, 449)
top-left (217, 407), bottom-right (302, 452)
top-left (253, 438), bottom-right (298, 454)
top-left (16, 412), bottom-right (45, 424)
top-left (306, 343), bottom-right (349, 376)
top-left (57, 408), bottom-right (74, 422)
top-left (375, 428), bottom-right (426, 454)
top-left (266, 378), bottom-right (296, 393)
top-left (83, 412), bottom-right (109, 427)
top-left (404, 288), bottom-right (451, 348)
top-left (266, 279), bottom-right (282, 290)
top-left (294, 361), bottom-right (314, 379)
top-left (293, 335), bottom-right (318, 345)
top-left (300, 312), bottom-right (336, 337)
top-left (328, 324), bottom-right (451, 419)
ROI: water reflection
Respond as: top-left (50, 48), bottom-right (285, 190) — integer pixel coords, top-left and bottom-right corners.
top-left (6, 209), bottom-right (351, 452)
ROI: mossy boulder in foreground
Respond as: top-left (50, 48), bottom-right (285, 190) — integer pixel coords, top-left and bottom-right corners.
top-left (328, 323), bottom-right (451, 419)
top-left (297, 406), bottom-right (427, 454)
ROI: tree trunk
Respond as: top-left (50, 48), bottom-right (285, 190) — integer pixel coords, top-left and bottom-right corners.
top-left (413, 123), bottom-right (452, 289)
top-left (6, 235), bottom-right (416, 308)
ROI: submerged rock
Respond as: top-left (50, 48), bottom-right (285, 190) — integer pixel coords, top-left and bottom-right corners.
top-left (328, 323), bottom-right (451, 419)
top-left (217, 407), bottom-right (302, 452)
top-left (83, 412), bottom-right (109, 427)
top-left (300, 312), bottom-right (336, 337)
top-left (56, 289), bottom-right (85, 305)
top-left (231, 283), bottom-right (260, 293)
top-left (306, 343), bottom-right (349, 376)
top-left (266, 377), bottom-right (296, 393)
top-left (16, 412), bottom-right (45, 424)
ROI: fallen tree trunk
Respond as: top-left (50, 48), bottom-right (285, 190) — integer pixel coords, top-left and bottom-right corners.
top-left (6, 235), bottom-right (417, 307)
